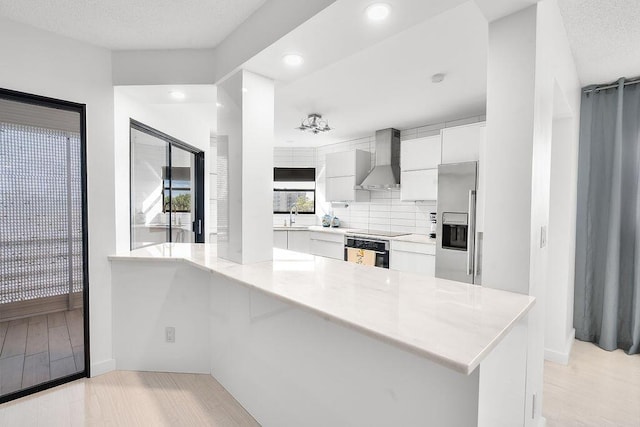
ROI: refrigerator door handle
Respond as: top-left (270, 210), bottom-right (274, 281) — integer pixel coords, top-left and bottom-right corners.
top-left (474, 231), bottom-right (483, 285)
top-left (467, 190), bottom-right (476, 276)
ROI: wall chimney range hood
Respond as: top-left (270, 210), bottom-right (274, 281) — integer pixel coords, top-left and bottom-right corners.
top-left (356, 128), bottom-right (401, 190)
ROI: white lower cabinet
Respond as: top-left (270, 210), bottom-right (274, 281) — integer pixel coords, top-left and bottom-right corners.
top-left (310, 231), bottom-right (344, 260)
top-left (288, 231), bottom-right (310, 253)
top-left (390, 240), bottom-right (436, 276)
top-left (273, 230), bottom-right (311, 253)
top-left (274, 230), bottom-right (288, 249)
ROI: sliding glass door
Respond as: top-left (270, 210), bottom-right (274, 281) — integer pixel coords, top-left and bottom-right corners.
top-left (130, 120), bottom-right (205, 250)
top-left (0, 88), bottom-right (88, 402)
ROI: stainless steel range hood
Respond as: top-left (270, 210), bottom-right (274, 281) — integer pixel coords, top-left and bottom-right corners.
top-left (356, 128), bottom-right (401, 190)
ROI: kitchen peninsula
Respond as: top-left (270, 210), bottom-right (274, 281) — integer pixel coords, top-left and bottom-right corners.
top-left (110, 243), bottom-right (534, 426)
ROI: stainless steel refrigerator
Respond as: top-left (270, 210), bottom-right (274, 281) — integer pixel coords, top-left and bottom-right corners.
top-left (435, 161), bottom-right (480, 284)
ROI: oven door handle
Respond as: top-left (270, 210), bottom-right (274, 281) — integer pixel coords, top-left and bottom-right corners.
top-left (345, 247), bottom-right (387, 255)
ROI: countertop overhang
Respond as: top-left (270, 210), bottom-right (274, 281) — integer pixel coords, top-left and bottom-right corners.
top-left (109, 243), bottom-right (534, 375)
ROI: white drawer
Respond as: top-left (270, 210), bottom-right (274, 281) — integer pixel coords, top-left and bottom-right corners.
top-left (391, 240), bottom-right (436, 255)
top-left (310, 231), bottom-right (345, 244)
top-left (310, 239), bottom-right (344, 260)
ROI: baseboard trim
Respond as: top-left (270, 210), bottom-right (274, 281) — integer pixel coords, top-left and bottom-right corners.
top-left (91, 358), bottom-right (116, 377)
top-left (544, 328), bottom-right (575, 365)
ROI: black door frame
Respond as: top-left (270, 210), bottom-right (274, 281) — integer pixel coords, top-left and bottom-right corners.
top-left (0, 87), bottom-right (90, 404)
top-left (129, 119), bottom-right (206, 249)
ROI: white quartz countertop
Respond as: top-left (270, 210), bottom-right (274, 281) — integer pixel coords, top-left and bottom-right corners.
top-left (307, 225), bottom-right (350, 234)
top-left (273, 226), bottom-right (310, 231)
top-left (109, 243), bottom-right (534, 375)
top-left (392, 234), bottom-right (437, 244)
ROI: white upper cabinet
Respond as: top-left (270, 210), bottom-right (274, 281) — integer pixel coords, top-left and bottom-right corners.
top-left (326, 150), bottom-right (354, 177)
top-left (400, 135), bottom-right (441, 171)
top-left (400, 135), bottom-right (441, 201)
top-left (326, 149), bottom-right (370, 179)
top-left (441, 122), bottom-right (485, 164)
top-left (401, 169), bottom-right (438, 201)
top-left (325, 149), bottom-right (371, 202)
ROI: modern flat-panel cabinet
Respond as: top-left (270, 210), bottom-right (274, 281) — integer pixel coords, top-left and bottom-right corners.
top-left (325, 149), bottom-right (371, 202)
top-left (390, 240), bottom-right (436, 276)
top-left (310, 231), bottom-right (344, 260)
top-left (400, 169), bottom-right (438, 201)
top-left (288, 230), bottom-right (311, 253)
top-left (273, 230), bottom-right (311, 253)
top-left (400, 135), bottom-right (440, 201)
top-left (274, 230), bottom-right (288, 250)
top-left (441, 122), bottom-right (485, 164)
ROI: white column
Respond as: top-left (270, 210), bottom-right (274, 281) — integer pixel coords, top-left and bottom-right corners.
top-left (217, 69), bottom-right (274, 264)
top-left (483, 6), bottom-right (545, 427)
top-left (482, 1), bottom-right (582, 424)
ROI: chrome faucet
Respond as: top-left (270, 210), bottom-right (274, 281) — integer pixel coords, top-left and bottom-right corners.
top-left (289, 204), bottom-right (299, 226)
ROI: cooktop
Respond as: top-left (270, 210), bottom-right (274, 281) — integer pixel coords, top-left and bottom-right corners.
top-left (346, 229), bottom-right (412, 238)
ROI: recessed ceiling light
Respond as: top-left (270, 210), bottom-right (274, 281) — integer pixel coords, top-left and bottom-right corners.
top-left (283, 53), bottom-right (304, 67)
top-left (169, 90), bottom-right (185, 100)
top-left (366, 3), bottom-right (391, 21)
top-left (431, 73), bottom-right (445, 83)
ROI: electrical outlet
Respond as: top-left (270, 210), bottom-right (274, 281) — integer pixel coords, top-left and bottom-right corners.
top-left (165, 326), bottom-right (175, 343)
top-left (540, 226), bottom-right (547, 248)
top-left (532, 393), bottom-right (537, 419)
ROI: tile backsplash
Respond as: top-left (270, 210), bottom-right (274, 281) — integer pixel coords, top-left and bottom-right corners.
top-left (328, 191), bottom-right (436, 235)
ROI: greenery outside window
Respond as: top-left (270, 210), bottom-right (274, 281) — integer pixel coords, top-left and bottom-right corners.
top-left (273, 168), bottom-right (316, 214)
top-left (162, 166), bottom-right (191, 212)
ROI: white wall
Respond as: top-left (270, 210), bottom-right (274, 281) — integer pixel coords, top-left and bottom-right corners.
top-left (0, 18), bottom-right (116, 375)
top-left (540, 1), bottom-right (581, 364)
top-left (112, 49), bottom-right (217, 86)
top-left (113, 89), bottom-right (212, 253)
top-left (545, 117), bottom-right (577, 363)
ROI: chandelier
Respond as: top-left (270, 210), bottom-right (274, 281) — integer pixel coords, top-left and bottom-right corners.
top-left (296, 113), bottom-right (332, 134)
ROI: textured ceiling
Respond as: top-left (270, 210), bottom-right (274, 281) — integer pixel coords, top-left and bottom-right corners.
top-left (265, 2), bottom-right (488, 146)
top-left (0, 0), bottom-right (267, 50)
top-left (557, 0), bottom-right (640, 85)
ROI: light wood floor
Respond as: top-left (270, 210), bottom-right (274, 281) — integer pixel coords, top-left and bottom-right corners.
top-left (544, 339), bottom-right (640, 426)
top-left (1, 338), bottom-right (637, 426)
top-left (0, 309), bottom-right (84, 396)
top-left (0, 370), bottom-right (259, 426)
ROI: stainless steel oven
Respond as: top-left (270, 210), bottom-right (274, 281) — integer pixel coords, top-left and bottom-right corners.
top-left (344, 235), bottom-right (390, 269)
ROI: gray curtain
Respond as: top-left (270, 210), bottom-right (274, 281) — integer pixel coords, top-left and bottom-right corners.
top-left (575, 78), bottom-right (640, 354)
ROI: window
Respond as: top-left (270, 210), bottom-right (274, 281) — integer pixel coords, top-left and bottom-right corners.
top-left (162, 167), bottom-right (191, 213)
top-left (130, 120), bottom-right (205, 249)
top-left (273, 168), bottom-right (316, 214)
